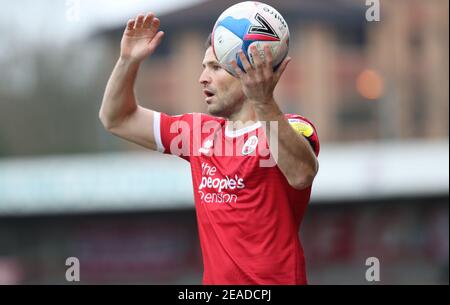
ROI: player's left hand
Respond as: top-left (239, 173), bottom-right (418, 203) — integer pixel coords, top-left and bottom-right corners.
top-left (230, 45), bottom-right (291, 105)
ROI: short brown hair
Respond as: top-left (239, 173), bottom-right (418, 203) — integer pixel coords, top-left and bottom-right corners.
top-left (205, 32), bottom-right (212, 49)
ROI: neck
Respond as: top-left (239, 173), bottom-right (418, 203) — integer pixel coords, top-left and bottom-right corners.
top-left (227, 99), bottom-right (257, 130)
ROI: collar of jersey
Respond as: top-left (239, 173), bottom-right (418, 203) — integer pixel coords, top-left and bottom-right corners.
top-left (224, 121), bottom-right (262, 138)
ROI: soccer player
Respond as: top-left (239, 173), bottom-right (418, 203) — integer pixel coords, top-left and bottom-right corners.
top-left (99, 12), bottom-right (320, 285)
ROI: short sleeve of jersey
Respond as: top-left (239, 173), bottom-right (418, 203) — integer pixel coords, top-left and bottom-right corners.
top-left (153, 112), bottom-right (195, 162)
top-left (285, 114), bottom-right (320, 157)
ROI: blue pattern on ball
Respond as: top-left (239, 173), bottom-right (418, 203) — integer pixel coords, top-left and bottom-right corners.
top-left (216, 16), bottom-right (250, 40)
top-left (216, 17), bottom-right (255, 71)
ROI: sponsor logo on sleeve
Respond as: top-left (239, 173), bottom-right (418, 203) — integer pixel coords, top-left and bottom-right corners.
top-left (288, 119), bottom-right (314, 138)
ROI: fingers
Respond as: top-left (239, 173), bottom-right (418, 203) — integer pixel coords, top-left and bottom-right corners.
top-left (263, 45), bottom-right (274, 70)
top-left (251, 45), bottom-right (274, 74)
top-left (126, 19), bottom-right (135, 31)
top-left (274, 56), bottom-right (291, 82)
top-left (148, 31), bottom-right (165, 53)
top-left (143, 13), bottom-right (154, 28)
top-left (249, 45), bottom-right (263, 69)
top-left (134, 13), bottom-right (145, 28)
top-left (248, 45), bottom-right (274, 74)
top-left (149, 17), bottom-right (161, 34)
top-left (230, 60), bottom-right (244, 78)
top-left (238, 50), bottom-right (252, 73)
top-left (235, 46), bottom-right (272, 75)
top-left (233, 45), bottom-right (282, 80)
top-left (126, 12), bottom-right (160, 34)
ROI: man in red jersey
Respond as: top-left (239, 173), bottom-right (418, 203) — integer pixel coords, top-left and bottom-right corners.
top-left (99, 12), bottom-right (319, 285)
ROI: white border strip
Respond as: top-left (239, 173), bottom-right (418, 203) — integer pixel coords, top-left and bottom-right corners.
top-left (153, 112), bottom-right (164, 152)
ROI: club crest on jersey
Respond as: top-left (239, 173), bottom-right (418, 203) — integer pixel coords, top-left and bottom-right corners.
top-left (288, 119), bottom-right (314, 138)
top-left (242, 135), bottom-right (259, 155)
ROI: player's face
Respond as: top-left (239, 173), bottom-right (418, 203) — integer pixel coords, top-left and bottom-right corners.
top-left (199, 47), bottom-right (245, 118)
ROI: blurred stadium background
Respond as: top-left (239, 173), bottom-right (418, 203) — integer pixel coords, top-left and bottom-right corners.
top-left (0, 0), bottom-right (448, 284)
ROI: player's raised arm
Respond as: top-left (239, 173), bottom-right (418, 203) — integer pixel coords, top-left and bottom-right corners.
top-left (99, 13), bottom-right (164, 150)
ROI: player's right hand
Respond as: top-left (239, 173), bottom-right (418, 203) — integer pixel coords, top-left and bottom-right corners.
top-left (120, 13), bottom-right (164, 63)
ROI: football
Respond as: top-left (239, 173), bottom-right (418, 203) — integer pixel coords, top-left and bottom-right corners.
top-left (211, 1), bottom-right (290, 76)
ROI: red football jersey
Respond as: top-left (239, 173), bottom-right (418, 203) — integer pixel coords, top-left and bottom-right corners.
top-left (153, 112), bottom-right (320, 285)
